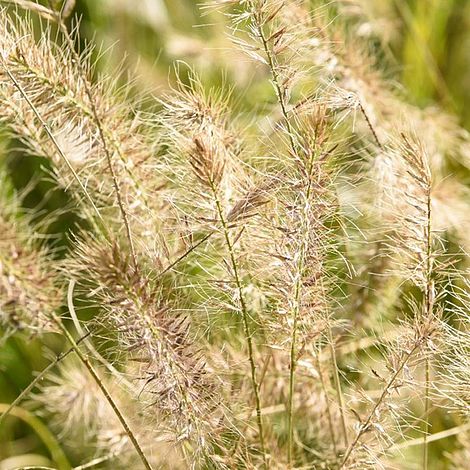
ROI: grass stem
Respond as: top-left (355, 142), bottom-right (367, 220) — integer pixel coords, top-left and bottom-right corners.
top-left (210, 180), bottom-right (268, 468)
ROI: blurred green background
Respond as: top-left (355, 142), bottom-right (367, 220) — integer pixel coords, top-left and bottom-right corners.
top-left (72, 0), bottom-right (470, 125)
top-left (34, 0), bottom-right (469, 124)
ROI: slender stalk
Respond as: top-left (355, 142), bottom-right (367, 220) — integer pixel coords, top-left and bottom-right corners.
top-left (287, 260), bottom-right (303, 464)
top-left (423, 182), bottom-right (433, 470)
top-left (252, 14), bottom-right (303, 463)
top-left (209, 180), bottom-right (267, 468)
top-left (358, 101), bottom-right (383, 149)
top-left (0, 54), bottom-right (102, 223)
top-left (340, 342), bottom-right (420, 468)
top-left (253, 9), bottom-right (296, 151)
top-left (48, 3), bottom-right (138, 270)
top-left (229, 352), bottom-right (272, 468)
top-left (424, 358), bottom-right (430, 469)
top-left (157, 232), bottom-right (213, 278)
top-left (50, 314), bottom-right (154, 470)
top-left (250, 9), bottom-right (349, 459)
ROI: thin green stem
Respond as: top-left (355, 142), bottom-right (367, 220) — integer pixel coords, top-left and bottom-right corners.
top-left (251, 9), bottom-right (349, 460)
top-left (157, 232), bottom-right (213, 278)
top-left (340, 343), bottom-right (420, 468)
top-left (51, 314), bottom-right (154, 470)
top-left (230, 353), bottom-right (272, 465)
top-left (358, 101), bottom-right (383, 149)
top-left (0, 54), bottom-right (103, 223)
top-left (49, 3), bottom-right (138, 270)
top-left (423, 184), bottom-right (433, 470)
top-left (254, 11), bottom-right (296, 151)
top-left (424, 358), bottom-right (430, 469)
top-left (253, 16), bottom-right (303, 464)
top-left (210, 181), bottom-right (268, 468)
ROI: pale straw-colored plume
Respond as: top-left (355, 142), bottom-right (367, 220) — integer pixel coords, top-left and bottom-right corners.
top-left (65, 235), bottom-right (223, 466)
top-left (0, 8), bottom-right (168, 256)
